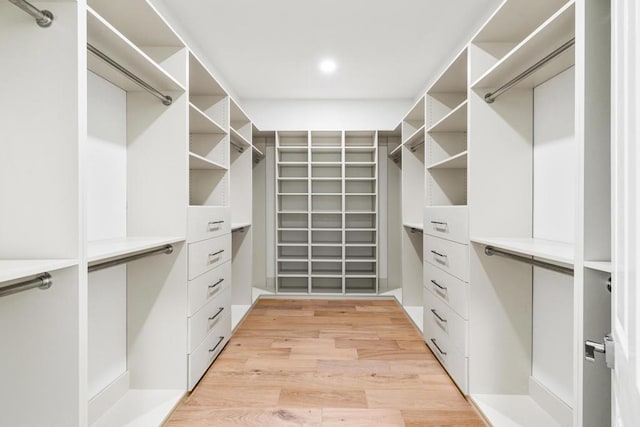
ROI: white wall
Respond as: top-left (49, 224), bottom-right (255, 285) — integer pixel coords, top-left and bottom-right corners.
top-left (243, 99), bottom-right (412, 131)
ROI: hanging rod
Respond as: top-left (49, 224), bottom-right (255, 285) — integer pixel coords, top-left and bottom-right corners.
top-left (0, 273), bottom-right (52, 298)
top-left (9, 0), bottom-right (53, 27)
top-left (230, 140), bottom-right (245, 153)
top-left (410, 141), bottom-right (425, 152)
top-left (88, 245), bottom-right (174, 273)
top-left (87, 43), bottom-right (173, 106)
top-left (484, 246), bottom-right (574, 276)
top-left (484, 38), bottom-right (575, 103)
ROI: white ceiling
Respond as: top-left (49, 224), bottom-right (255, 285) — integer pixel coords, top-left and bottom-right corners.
top-left (156, 0), bottom-right (502, 100)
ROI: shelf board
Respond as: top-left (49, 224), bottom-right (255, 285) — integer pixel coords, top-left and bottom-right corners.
top-left (277, 146), bottom-right (308, 152)
top-left (345, 211), bottom-right (376, 215)
top-left (231, 223), bottom-right (251, 231)
top-left (345, 162), bottom-right (376, 167)
top-left (403, 124), bottom-right (426, 146)
top-left (277, 177), bottom-right (308, 181)
top-left (427, 100), bottom-right (468, 134)
top-left (277, 211), bottom-right (308, 214)
top-left (277, 273), bottom-right (310, 278)
top-left (403, 223), bottom-right (424, 231)
top-left (427, 47), bottom-right (468, 94)
top-left (345, 274), bottom-right (377, 278)
top-left (0, 259), bottom-right (79, 284)
top-left (277, 243), bottom-right (309, 247)
top-left (88, 236), bottom-right (184, 264)
top-left (311, 146), bottom-right (342, 152)
top-left (311, 177), bottom-right (341, 181)
top-left (311, 258), bottom-right (343, 263)
top-left (230, 127), bottom-right (251, 149)
top-left (584, 261), bottom-right (612, 273)
top-left (92, 389), bottom-right (184, 427)
top-left (87, 8), bottom-right (185, 93)
top-left (388, 145), bottom-right (402, 159)
top-left (189, 103), bottom-right (226, 134)
top-left (277, 193), bottom-right (308, 196)
top-left (189, 152), bottom-right (227, 171)
top-left (346, 147), bottom-right (376, 152)
top-left (346, 258), bottom-right (377, 262)
top-left (311, 162), bottom-right (342, 167)
top-left (189, 52), bottom-right (226, 96)
top-left (311, 243), bottom-right (342, 247)
top-left (345, 243), bottom-right (376, 247)
top-left (311, 211), bottom-right (342, 214)
top-left (277, 258), bottom-right (309, 262)
top-left (472, 2), bottom-right (575, 91)
top-left (312, 193), bottom-right (342, 196)
top-left (252, 145), bottom-right (264, 157)
top-left (279, 162), bottom-right (308, 166)
top-left (471, 237), bottom-right (574, 266)
top-left (471, 394), bottom-right (562, 427)
top-left (277, 228), bottom-right (308, 232)
top-left (310, 228), bottom-right (342, 232)
top-left (427, 151), bottom-right (468, 170)
top-left (345, 177), bottom-right (376, 181)
top-left (345, 228), bottom-right (376, 232)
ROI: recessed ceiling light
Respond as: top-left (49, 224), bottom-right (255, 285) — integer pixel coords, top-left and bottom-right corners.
top-left (320, 59), bottom-right (337, 74)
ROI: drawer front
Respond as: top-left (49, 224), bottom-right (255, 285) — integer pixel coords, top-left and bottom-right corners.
top-left (424, 206), bottom-right (468, 244)
top-left (188, 312), bottom-right (231, 390)
top-left (424, 262), bottom-right (469, 319)
top-left (188, 234), bottom-right (231, 280)
top-left (424, 287), bottom-right (468, 356)
top-left (188, 260), bottom-right (231, 316)
top-left (188, 285), bottom-right (231, 353)
top-left (188, 206), bottom-right (231, 243)
top-left (424, 235), bottom-right (469, 282)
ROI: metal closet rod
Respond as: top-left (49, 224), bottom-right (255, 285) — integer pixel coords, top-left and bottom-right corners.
top-left (484, 37), bottom-right (575, 103)
top-left (230, 141), bottom-right (245, 153)
top-left (0, 273), bottom-right (52, 298)
top-left (484, 246), bottom-right (574, 276)
top-left (9, 0), bottom-right (53, 27)
top-left (88, 245), bottom-right (174, 273)
top-left (410, 141), bottom-right (425, 152)
top-left (87, 43), bottom-right (173, 106)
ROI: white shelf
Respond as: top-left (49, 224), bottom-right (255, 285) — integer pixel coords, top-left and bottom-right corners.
top-left (277, 146), bottom-right (308, 152)
top-left (278, 193), bottom-right (308, 196)
top-left (472, 2), bottom-right (575, 90)
top-left (471, 237), bottom-right (574, 266)
top-left (345, 162), bottom-right (376, 167)
top-left (427, 100), bottom-right (468, 133)
top-left (584, 261), bottom-right (612, 273)
top-left (312, 193), bottom-right (342, 196)
top-left (91, 389), bottom-right (184, 427)
top-left (277, 243), bottom-right (308, 247)
top-left (277, 177), bottom-right (308, 181)
top-left (252, 145), bottom-right (264, 157)
top-left (189, 103), bottom-right (226, 134)
top-left (88, 237), bottom-right (184, 264)
top-left (388, 145), bottom-right (402, 159)
top-left (87, 8), bottom-right (185, 93)
top-left (189, 152), bottom-right (227, 170)
top-left (279, 162), bottom-right (308, 166)
top-left (346, 146), bottom-right (376, 152)
top-left (345, 258), bottom-right (377, 262)
top-left (230, 127), bottom-right (251, 149)
top-left (311, 162), bottom-right (342, 167)
top-left (311, 177), bottom-right (342, 181)
top-left (403, 223), bottom-right (424, 231)
top-left (0, 259), bottom-right (78, 284)
top-left (231, 223), bottom-right (251, 231)
top-left (310, 146), bottom-right (342, 152)
top-left (427, 151), bottom-right (468, 170)
top-left (471, 394), bottom-right (562, 427)
top-left (403, 124), bottom-right (425, 147)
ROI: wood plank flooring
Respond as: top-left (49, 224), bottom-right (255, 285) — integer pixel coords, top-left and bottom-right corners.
top-left (165, 299), bottom-right (486, 427)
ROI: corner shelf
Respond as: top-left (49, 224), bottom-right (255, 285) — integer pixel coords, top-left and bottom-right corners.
top-left (189, 103), bottom-right (226, 134)
top-left (427, 101), bottom-right (468, 134)
top-left (230, 127), bottom-right (252, 150)
top-left (404, 124), bottom-right (425, 148)
top-left (584, 261), bottom-right (612, 273)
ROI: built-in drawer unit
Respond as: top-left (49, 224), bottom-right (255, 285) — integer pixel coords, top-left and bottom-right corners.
top-left (423, 287), bottom-right (468, 355)
top-left (188, 312), bottom-right (231, 390)
top-left (424, 235), bottom-right (469, 282)
top-left (424, 262), bottom-right (469, 319)
top-left (188, 284), bottom-right (231, 352)
top-left (188, 233), bottom-right (232, 280)
top-left (188, 260), bottom-right (231, 316)
top-left (424, 206), bottom-right (468, 244)
top-left (188, 206), bottom-right (231, 242)
top-left (423, 289), bottom-right (468, 393)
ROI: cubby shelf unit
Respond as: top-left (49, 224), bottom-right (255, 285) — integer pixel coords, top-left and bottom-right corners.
top-left (275, 130), bottom-right (378, 295)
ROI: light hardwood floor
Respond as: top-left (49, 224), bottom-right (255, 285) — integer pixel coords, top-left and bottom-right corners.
top-left (165, 299), bottom-right (486, 426)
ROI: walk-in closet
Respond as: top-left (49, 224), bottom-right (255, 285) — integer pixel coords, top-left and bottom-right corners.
top-left (1, 0), bottom-right (636, 425)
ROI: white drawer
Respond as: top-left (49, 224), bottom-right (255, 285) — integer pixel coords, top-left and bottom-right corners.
top-left (188, 260), bottom-right (231, 316)
top-left (424, 262), bottom-right (469, 319)
top-left (188, 234), bottom-right (231, 280)
top-left (424, 235), bottom-right (469, 282)
top-left (188, 313), bottom-right (231, 390)
top-left (188, 285), bottom-right (231, 353)
top-left (188, 206), bottom-right (231, 243)
top-left (423, 287), bottom-right (467, 356)
top-left (424, 206), bottom-right (468, 244)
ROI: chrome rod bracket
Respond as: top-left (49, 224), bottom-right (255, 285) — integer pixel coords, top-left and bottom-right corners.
top-left (484, 246), bottom-right (574, 276)
top-left (230, 141), bottom-right (245, 153)
top-left (0, 272), bottom-right (53, 298)
top-left (9, 0), bottom-right (53, 27)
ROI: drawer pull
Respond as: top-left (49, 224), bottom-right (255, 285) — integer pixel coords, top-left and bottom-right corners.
top-left (430, 338), bottom-right (447, 356)
top-left (431, 250), bottom-right (447, 258)
top-left (431, 308), bottom-right (447, 323)
top-left (430, 221), bottom-right (448, 230)
top-left (431, 279), bottom-right (447, 291)
top-left (209, 336), bottom-right (225, 353)
top-left (208, 220), bottom-right (224, 229)
top-left (209, 250), bottom-right (224, 260)
top-left (208, 307), bottom-right (224, 321)
top-left (209, 278), bottom-right (224, 289)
